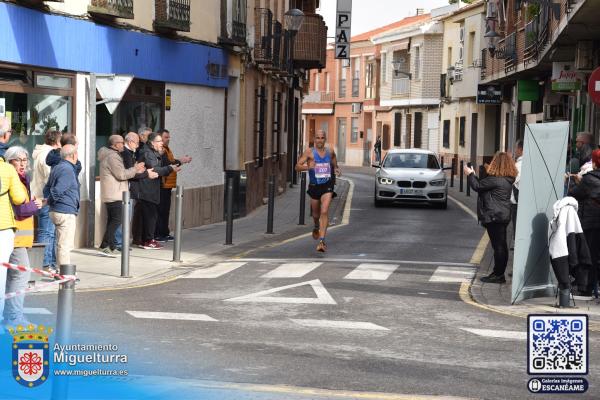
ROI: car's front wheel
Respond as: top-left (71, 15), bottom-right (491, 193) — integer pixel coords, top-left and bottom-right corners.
top-left (434, 198), bottom-right (448, 209)
top-left (374, 188), bottom-right (384, 207)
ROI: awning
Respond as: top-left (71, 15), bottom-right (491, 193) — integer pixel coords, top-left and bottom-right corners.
top-left (386, 39), bottom-right (409, 52)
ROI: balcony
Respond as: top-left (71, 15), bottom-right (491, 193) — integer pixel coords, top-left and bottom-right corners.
top-left (304, 91), bottom-right (335, 103)
top-left (88, 0), bottom-right (134, 19)
top-left (351, 78), bottom-right (359, 97)
top-left (392, 78), bottom-right (410, 96)
top-left (220, 0), bottom-right (247, 45)
top-left (293, 13), bottom-right (327, 70)
top-left (17, 0), bottom-right (62, 5)
top-left (338, 79), bottom-right (346, 97)
top-left (265, 20), bottom-right (286, 72)
top-left (254, 8), bottom-right (273, 64)
top-left (154, 0), bottom-right (190, 32)
top-left (453, 60), bottom-right (464, 82)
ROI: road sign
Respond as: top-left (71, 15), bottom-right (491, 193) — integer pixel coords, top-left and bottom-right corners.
top-left (96, 74), bottom-right (133, 114)
top-left (588, 66), bottom-right (600, 105)
top-left (335, 0), bottom-right (352, 59)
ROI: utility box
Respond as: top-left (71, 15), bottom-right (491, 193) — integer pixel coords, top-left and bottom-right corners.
top-left (224, 170), bottom-right (247, 219)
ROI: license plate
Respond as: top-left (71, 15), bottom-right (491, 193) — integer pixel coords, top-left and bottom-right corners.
top-left (399, 188), bottom-right (422, 195)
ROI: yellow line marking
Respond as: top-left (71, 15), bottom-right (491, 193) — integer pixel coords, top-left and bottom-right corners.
top-left (187, 380), bottom-right (475, 400)
top-left (469, 233), bottom-right (489, 265)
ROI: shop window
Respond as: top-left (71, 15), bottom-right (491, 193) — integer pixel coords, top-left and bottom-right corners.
top-left (0, 67), bottom-right (74, 158)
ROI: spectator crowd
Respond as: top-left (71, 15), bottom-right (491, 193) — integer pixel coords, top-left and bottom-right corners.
top-left (0, 116), bottom-right (191, 329)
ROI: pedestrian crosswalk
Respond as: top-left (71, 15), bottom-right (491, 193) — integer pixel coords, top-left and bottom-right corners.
top-left (181, 260), bottom-right (477, 283)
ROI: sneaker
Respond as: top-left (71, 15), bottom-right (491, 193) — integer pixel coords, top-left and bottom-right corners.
top-left (480, 273), bottom-right (506, 284)
top-left (165, 235), bottom-right (175, 242)
top-left (111, 248), bottom-right (121, 256)
top-left (141, 240), bottom-right (162, 250)
top-left (98, 247), bottom-right (116, 258)
top-left (132, 240), bottom-right (144, 249)
top-left (155, 236), bottom-right (169, 243)
top-left (312, 227), bottom-right (319, 240)
top-left (316, 240), bottom-right (327, 252)
top-left (42, 265), bottom-right (58, 276)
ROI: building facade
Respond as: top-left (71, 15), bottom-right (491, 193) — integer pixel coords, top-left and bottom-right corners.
top-left (439, 1), bottom-right (497, 168)
top-left (481, 0), bottom-right (600, 153)
top-left (0, 0), bottom-right (228, 247)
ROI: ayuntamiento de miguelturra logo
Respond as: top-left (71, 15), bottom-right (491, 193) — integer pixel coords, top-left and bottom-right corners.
top-left (8, 324), bottom-right (52, 388)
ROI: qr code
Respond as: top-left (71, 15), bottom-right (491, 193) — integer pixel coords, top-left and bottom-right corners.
top-left (528, 315), bottom-right (588, 375)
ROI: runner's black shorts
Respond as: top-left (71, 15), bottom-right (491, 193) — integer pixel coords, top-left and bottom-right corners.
top-left (307, 180), bottom-right (337, 200)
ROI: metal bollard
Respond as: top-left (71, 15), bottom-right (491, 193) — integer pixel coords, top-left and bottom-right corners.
top-left (450, 158), bottom-right (455, 188)
top-left (441, 156), bottom-right (444, 169)
top-left (121, 191), bottom-right (131, 278)
top-left (266, 175), bottom-right (275, 234)
top-left (298, 171), bottom-right (306, 225)
top-left (56, 264), bottom-right (76, 345)
top-left (172, 185), bottom-right (184, 262)
top-left (459, 160), bottom-right (464, 192)
top-left (225, 176), bottom-right (234, 245)
top-left (466, 167), bottom-right (471, 197)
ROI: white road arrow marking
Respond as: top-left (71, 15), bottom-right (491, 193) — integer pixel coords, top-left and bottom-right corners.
top-left (126, 311), bottom-right (218, 322)
top-left (224, 279), bottom-right (337, 304)
top-left (290, 319), bottom-right (389, 331)
top-left (183, 262), bottom-right (246, 279)
top-left (460, 328), bottom-right (526, 340)
top-left (344, 263), bottom-right (399, 280)
top-left (262, 262), bottom-right (322, 278)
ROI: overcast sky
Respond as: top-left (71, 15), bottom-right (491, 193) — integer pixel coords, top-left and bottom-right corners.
top-left (316, 0), bottom-right (452, 37)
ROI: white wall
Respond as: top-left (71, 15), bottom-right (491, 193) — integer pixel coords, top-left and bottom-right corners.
top-left (164, 84), bottom-right (226, 188)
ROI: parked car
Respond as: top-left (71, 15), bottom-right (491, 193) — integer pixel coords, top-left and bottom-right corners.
top-left (373, 149), bottom-right (450, 209)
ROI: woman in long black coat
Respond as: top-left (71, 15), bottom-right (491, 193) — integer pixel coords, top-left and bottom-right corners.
top-left (464, 152), bottom-right (518, 284)
top-left (570, 149), bottom-right (600, 296)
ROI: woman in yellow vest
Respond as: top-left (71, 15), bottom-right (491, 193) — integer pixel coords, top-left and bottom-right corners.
top-left (4, 146), bottom-right (42, 326)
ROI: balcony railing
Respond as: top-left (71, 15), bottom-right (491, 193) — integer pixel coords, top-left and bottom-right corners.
top-left (502, 32), bottom-right (517, 73)
top-left (453, 60), bottom-right (464, 82)
top-left (304, 91), bottom-right (334, 103)
top-left (392, 78), bottom-right (410, 96)
top-left (154, 0), bottom-right (190, 32)
top-left (254, 8), bottom-right (273, 64)
top-left (293, 13), bottom-right (327, 69)
top-left (351, 78), bottom-right (359, 97)
top-left (89, 0), bottom-right (134, 19)
top-left (338, 79), bottom-right (346, 97)
top-left (480, 49), bottom-right (487, 80)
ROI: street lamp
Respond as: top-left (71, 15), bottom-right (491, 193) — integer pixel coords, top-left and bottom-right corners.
top-left (284, 8), bottom-right (304, 186)
top-left (284, 8), bottom-right (305, 33)
top-left (484, 25), bottom-right (500, 57)
top-left (391, 58), bottom-right (411, 79)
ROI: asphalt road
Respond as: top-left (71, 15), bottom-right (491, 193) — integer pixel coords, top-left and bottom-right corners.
top-left (18, 168), bottom-right (600, 399)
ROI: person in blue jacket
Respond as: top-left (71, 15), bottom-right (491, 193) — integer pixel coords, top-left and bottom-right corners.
top-left (44, 144), bottom-right (80, 268)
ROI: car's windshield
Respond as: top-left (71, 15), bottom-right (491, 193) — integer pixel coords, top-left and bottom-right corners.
top-left (382, 153), bottom-right (440, 169)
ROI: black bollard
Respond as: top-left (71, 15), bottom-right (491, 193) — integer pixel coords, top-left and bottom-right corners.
top-left (298, 171), bottom-right (306, 225)
top-left (450, 158), bottom-right (455, 188)
top-left (266, 175), bottom-right (275, 234)
top-left (441, 156), bottom-right (444, 169)
top-left (459, 160), bottom-right (464, 192)
top-left (225, 177), bottom-right (234, 245)
top-left (466, 167), bottom-right (471, 197)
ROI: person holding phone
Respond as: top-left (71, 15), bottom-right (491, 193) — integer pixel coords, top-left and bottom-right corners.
top-left (464, 152), bottom-right (518, 283)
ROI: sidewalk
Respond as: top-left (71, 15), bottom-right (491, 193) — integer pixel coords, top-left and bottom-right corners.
top-left (448, 176), bottom-right (600, 330)
top-left (31, 179), bottom-right (350, 293)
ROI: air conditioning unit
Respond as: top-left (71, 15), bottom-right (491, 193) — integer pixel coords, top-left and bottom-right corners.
top-left (351, 102), bottom-right (362, 113)
top-left (447, 66), bottom-right (455, 82)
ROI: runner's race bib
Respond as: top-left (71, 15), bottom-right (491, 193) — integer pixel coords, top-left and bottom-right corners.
top-left (314, 162), bottom-right (331, 179)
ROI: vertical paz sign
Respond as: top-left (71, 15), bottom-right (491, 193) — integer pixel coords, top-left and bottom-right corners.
top-left (335, 0), bottom-right (352, 59)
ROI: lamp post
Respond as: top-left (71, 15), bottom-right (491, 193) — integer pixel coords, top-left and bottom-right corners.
top-left (391, 59), bottom-right (412, 79)
top-left (284, 8), bottom-right (304, 186)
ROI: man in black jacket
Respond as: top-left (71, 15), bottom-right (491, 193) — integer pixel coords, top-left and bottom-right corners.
top-left (136, 132), bottom-right (180, 249)
top-left (122, 132), bottom-right (158, 247)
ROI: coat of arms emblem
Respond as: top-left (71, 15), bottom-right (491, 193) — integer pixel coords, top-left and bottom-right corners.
top-left (8, 324), bottom-right (53, 388)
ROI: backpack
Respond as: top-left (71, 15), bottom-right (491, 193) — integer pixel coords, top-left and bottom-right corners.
top-left (512, 184), bottom-right (519, 203)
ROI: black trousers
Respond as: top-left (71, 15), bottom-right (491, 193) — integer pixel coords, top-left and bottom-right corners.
top-left (132, 201), bottom-right (143, 243)
top-left (139, 199), bottom-right (158, 242)
top-left (156, 188), bottom-right (172, 237)
top-left (486, 222), bottom-right (509, 276)
top-left (584, 229), bottom-right (600, 292)
top-left (101, 201), bottom-right (122, 250)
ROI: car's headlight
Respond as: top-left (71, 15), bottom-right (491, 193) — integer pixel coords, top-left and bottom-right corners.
top-left (429, 179), bottom-right (447, 186)
top-left (378, 177), bottom-right (395, 185)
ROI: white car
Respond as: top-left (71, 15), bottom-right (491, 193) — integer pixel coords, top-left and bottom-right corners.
top-left (373, 149), bottom-right (450, 209)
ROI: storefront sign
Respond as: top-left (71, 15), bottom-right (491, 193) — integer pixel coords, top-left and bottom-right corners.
top-left (165, 89), bottom-right (171, 111)
top-left (551, 62), bottom-right (582, 91)
top-left (518, 80), bottom-right (539, 101)
top-left (587, 66), bottom-right (600, 105)
top-left (476, 84), bottom-right (502, 104)
top-left (335, 0), bottom-right (352, 59)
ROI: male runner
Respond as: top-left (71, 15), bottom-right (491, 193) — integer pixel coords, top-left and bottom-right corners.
top-left (295, 130), bottom-right (341, 252)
